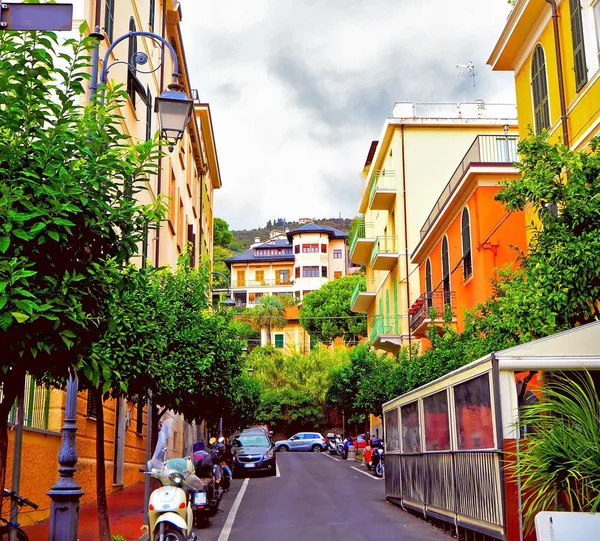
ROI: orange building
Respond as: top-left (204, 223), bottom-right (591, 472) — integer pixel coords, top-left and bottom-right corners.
top-left (409, 136), bottom-right (526, 342)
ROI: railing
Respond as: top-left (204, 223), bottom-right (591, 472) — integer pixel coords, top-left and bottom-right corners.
top-left (409, 290), bottom-right (455, 332)
top-left (349, 220), bottom-right (375, 255)
top-left (370, 236), bottom-right (398, 267)
top-left (231, 279), bottom-right (293, 288)
top-left (7, 375), bottom-right (51, 430)
top-left (392, 101), bottom-right (517, 120)
top-left (370, 314), bottom-right (396, 341)
top-left (420, 135), bottom-right (519, 239)
top-left (368, 170), bottom-right (396, 208)
top-left (349, 277), bottom-right (375, 308)
top-left (385, 450), bottom-right (504, 530)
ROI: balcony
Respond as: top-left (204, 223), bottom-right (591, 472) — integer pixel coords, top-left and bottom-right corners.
top-left (419, 134), bottom-right (519, 240)
top-left (370, 314), bottom-right (402, 353)
top-left (368, 170), bottom-right (396, 210)
top-left (231, 279), bottom-right (293, 288)
top-left (370, 236), bottom-right (399, 271)
top-left (349, 220), bottom-right (375, 265)
top-left (409, 290), bottom-right (457, 338)
top-left (349, 278), bottom-right (376, 313)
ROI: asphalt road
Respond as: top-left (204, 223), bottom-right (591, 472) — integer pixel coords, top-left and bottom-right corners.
top-left (195, 451), bottom-right (451, 541)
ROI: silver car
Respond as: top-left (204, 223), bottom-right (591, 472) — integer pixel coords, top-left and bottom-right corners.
top-left (274, 432), bottom-right (328, 453)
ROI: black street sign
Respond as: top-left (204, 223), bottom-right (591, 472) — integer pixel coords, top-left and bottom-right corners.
top-left (0, 3), bottom-right (73, 31)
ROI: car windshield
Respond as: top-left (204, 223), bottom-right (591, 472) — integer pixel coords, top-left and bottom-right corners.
top-left (235, 434), bottom-right (269, 447)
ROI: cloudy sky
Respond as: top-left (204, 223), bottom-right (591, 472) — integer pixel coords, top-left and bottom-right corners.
top-left (180, 0), bottom-right (516, 231)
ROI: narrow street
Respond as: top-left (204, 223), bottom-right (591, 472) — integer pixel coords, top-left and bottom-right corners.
top-left (197, 453), bottom-right (450, 541)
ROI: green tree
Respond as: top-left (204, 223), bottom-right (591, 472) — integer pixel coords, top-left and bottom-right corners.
top-left (0, 29), bottom-right (164, 493)
top-left (213, 217), bottom-right (233, 248)
top-left (299, 275), bottom-right (367, 343)
top-left (249, 295), bottom-right (286, 345)
top-left (495, 132), bottom-right (600, 339)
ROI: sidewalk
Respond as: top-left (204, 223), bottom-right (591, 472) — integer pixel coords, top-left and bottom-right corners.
top-left (24, 482), bottom-right (147, 541)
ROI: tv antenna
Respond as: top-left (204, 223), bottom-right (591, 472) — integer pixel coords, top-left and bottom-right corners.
top-left (457, 61), bottom-right (476, 101)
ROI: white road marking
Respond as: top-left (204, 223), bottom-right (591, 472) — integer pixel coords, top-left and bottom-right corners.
top-left (276, 461), bottom-right (281, 477)
top-left (217, 477), bottom-right (250, 541)
top-left (322, 452), bottom-right (341, 462)
top-left (351, 466), bottom-right (384, 480)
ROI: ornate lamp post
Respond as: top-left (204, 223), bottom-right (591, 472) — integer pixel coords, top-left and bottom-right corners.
top-left (210, 271), bottom-right (236, 308)
top-left (47, 27), bottom-right (192, 541)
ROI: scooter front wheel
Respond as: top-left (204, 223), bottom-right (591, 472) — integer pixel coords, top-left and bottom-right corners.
top-left (375, 461), bottom-right (384, 478)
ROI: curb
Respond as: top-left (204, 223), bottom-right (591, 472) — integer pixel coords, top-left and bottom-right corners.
top-left (136, 532), bottom-right (149, 541)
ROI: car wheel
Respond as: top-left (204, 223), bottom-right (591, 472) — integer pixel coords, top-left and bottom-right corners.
top-left (278, 445), bottom-right (289, 452)
top-left (267, 467), bottom-right (277, 476)
top-left (311, 445), bottom-right (322, 453)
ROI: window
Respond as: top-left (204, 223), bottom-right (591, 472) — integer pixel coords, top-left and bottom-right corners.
top-left (321, 244), bottom-right (327, 253)
top-left (136, 400), bottom-right (144, 435)
top-left (424, 391), bottom-right (450, 451)
top-left (441, 236), bottom-right (451, 306)
top-left (295, 267), bottom-right (300, 278)
top-left (302, 244), bottom-right (319, 253)
top-left (384, 408), bottom-right (400, 452)
top-left (531, 45), bottom-right (550, 134)
top-left (333, 249), bottom-right (342, 259)
top-left (255, 270), bottom-right (264, 284)
top-left (277, 270), bottom-right (289, 284)
top-left (87, 391), bottom-right (99, 420)
top-left (425, 259), bottom-right (433, 308)
top-left (570, 0), bottom-right (588, 91)
top-left (294, 245), bottom-right (300, 254)
top-left (104, 0), bottom-right (115, 42)
top-left (236, 270), bottom-right (245, 287)
top-left (461, 207), bottom-right (472, 279)
top-left (454, 373), bottom-right (495, 450)
top-left (321, 266), bottom-right (327, 278)
top-left (145, 87), bottom-right (153, 141)
top-left (401, 402), bottom-right (420, 453)
top-left (303, 266), bottom-right (319, 277)
top-left (149, 0), bottom-right (156, 29)
top-left (274, 334), bottom-right (284, 348)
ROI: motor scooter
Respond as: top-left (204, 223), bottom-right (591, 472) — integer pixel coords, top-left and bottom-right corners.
top-left (326, 433), bottom-right (342, 455)
top-left (146, 420), bottom-right (197, 541)
top-left (191, 448), bottom-right (221, 527)
top-left (367, 437), bottom-right (385, 477)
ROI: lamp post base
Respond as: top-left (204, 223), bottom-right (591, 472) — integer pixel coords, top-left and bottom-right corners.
top-left (46, 488), bottom-right (84, 541)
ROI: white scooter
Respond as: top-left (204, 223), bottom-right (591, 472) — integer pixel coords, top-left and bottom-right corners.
top-left (146, 420), bottom-right (198, 541)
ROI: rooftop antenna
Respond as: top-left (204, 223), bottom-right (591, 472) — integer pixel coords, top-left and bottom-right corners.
top-left (457, 61), bottom-right (476, 101)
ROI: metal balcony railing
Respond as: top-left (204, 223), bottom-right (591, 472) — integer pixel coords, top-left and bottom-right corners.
top-left (231, 279), bottom-right (293, 288)
top-left (409, 290), bottom-right (456, 332)
top-left (370, 236), bottom-right (398, 267)
top-left (349, 219), bottom-right (375, 253)
top-left (370, 314), bottom-right (395, 342)
top-left (368, 170), bottom-right (396, 209)
top-left (419, 135), bottom-right (519, 240)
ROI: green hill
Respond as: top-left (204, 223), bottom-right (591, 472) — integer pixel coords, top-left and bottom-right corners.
top-left (230, 217), bottom-right (353, 253)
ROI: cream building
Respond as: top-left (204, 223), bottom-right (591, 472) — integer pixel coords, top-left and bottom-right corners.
top-left (226, 223), bottom-right (350, 308)
top-left (349, 102), bottom-right (517, 354)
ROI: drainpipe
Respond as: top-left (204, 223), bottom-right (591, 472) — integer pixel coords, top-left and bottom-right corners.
top-left (94, 0), bottom-right (101, 27)
top-left (401, 126), bottom-right (412, 353)
top-left (546, 0), bottom-right (570, 147)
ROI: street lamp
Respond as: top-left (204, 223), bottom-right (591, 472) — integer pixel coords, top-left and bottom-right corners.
top-left (210, 271), bottom-right (236, 308)
top-left (48, 26), bottom-right (193, 541)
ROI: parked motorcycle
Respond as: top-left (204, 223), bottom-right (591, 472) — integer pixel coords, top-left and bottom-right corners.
top-left (146, 420), bottom-right (198, 541)
top-left (192, 448), bottom-right (221, 527)
top-left (369, 437), bottom-right (385, 478)
top-left (326, 433), bottom-right (343, 455)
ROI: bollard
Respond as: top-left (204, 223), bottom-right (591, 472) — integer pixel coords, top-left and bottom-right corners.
top-left (347, 444), bottom-right (356, 461)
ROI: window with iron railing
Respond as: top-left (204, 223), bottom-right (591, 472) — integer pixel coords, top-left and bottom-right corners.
top-left (570, 0), bottom-right (588, 92)
top-left (461, 208), bottom-right (473, 279)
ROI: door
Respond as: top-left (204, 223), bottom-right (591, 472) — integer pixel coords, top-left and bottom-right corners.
top-left (289, 434), bottom-right (303, 451)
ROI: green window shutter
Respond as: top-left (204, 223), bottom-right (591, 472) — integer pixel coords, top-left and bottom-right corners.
top-left (274, 334), bottom-right (284, 348)
top-left (570, 0), bottom-right (588, 92)
top-left (531, 46), bottom-right (550, 134)
top-left (393, 280), bottom-right (399, 334)
top-left (385, 290), bottom-right (390, 332)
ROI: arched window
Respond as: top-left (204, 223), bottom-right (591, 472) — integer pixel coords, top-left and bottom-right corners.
top-left (531, 45), bottom-right (550, 134)
top-left (441, 236), bottom-right (451, 306)
top-left (127, 18), bottom-right (137, 101)
top-left (425, 259), bottom-right (433, 309)
top-left (461, 208), bottom-right (473, 279)
top-left (570, 0), bottom-right (588, 91)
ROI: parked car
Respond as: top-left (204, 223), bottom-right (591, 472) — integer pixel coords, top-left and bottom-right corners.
top-left (274, 432), bottom-right (328, 453)
top-left (353, 434), bottom-right (368, 449)
top-left (231, 430), bottom-right (276, 477)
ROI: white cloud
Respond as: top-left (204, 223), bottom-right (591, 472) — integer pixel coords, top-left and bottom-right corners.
top-left (180, 0), bottom-right (515, 230)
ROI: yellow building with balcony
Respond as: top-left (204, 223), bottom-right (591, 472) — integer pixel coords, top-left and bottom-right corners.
top-left (349, 102), bottom-right (517, 354)
top-left (488, 0), bottom-right (600, 150)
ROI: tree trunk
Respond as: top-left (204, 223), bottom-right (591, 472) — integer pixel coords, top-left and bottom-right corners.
top-left (0, 379), bottom-right (20, 518)
top-left (95, 390), bottom-right (111, 541)
top-left (267, 322), bottom-right (271, 345)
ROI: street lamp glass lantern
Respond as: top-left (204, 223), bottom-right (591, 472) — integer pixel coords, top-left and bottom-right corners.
top-left (155, 86), bottom-right (194, 151)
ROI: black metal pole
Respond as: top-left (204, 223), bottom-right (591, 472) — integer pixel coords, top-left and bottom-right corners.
top-left (9, 376), bottom-right (25, 541)
top-left (143, 392), bottom-right (153, 526)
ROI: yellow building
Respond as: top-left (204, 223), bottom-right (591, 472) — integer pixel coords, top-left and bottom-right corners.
top-left (350, 101), bottom-right (517, 354)
top-left (8, 0), bottom-right (221, 526)
top-left (488, 0), bottom-right (600, 151)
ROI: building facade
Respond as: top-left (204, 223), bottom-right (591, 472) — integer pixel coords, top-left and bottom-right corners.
top-left (10, 0), bottom-right (221, 527)
top-left (226, 223), bottom-right (350, 308)
top-left (488, 0), bottom-right (600, 152)
top-left (349, 102), bottom-right (518, 354)
top-left (409, 139), bottom-right (526, 343)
